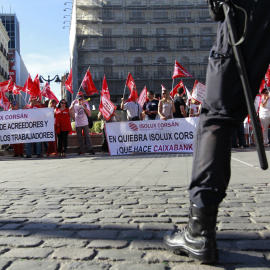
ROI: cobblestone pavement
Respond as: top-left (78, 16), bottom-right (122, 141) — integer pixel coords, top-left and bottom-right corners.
top-left (0, 184), bottom-right (268, 269)
top-left (0, 150), bottom-right (270, 269)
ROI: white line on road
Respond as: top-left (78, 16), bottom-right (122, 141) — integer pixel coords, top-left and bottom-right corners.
top-left (231, 157), bottom-right (258, 168)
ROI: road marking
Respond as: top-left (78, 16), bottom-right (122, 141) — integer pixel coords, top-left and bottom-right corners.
top-left (231, 157), bottom-right (258, 168)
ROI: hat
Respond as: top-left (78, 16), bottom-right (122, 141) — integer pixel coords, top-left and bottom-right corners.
top-left (76, 92), bottom-right (84, 99)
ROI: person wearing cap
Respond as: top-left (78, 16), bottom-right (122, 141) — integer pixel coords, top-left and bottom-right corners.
top-left (70, 92), bottom-right (95, 155)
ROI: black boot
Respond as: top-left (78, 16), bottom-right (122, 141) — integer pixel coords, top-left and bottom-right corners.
top-left (163, 202), bottom-right (219, 263)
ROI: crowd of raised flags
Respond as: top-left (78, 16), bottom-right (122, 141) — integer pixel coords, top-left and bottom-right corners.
top-left (1, 60), bottom-right (270, 122)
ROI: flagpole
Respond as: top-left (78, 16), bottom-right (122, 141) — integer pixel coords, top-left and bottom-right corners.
top-left (78, 66), bottom-right (91, 95)
top-left (171, 79), bottom-right (174, 92)
top-left (122, 85), bottom-right (127, 100)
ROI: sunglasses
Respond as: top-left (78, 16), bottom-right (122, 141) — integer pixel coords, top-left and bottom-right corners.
top-left (61, 102), bottom-right (66, 104)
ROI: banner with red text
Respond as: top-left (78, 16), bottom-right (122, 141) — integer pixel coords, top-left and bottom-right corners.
top-left (191, 80), bottom-right (206, 104)
top-left (0, 108), bottom-right (55, 144)
top-left (105, 118), bottom-right (198, 155)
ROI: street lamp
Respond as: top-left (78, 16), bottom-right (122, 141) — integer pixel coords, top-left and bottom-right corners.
top-left (39, 75), bottom-right (62, 85)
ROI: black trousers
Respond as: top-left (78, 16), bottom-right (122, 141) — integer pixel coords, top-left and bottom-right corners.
top-left (189, 0), bottom-right (270, 208)
top-left (57, 131), bottom-right (69, 154)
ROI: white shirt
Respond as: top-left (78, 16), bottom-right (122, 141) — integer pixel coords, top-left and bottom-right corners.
top-left (73, 101), bottom-right (91, 127)
top-left (124, 101), bottom-right (142, 120)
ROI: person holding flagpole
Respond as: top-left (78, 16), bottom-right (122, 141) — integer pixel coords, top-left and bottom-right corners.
top-left (163, 0), bottom-right (270, 263)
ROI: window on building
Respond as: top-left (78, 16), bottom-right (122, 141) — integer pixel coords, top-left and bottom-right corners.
top-left (201, 27), bottom-right (212, 34)
top-left (156, 28), bottom-right (166, 35)
top-left (154, 11), bottom-right (168, 19)
top-left (176, 10), bottom-right (191, 19)
top-left (103, 28), bottom-right (112, 36)
top-left (178, 37), bottom-right (193, 48)
top-left (134, 57), bottom-right (144, 76)
top-left (130, 10), bottom-right (144, 19)
top-left (101, 9), bottom-right (114, 19)
top-left (157, 57), bottom-right (167, 76)
top-left (104, 57), bottom-right (113, 76)
top-left (200, 36), bottom-right (214, 48)
top-left (200, 9), bottom-right (209, 19)
top-left (179, 27), bottom-right (190, 35)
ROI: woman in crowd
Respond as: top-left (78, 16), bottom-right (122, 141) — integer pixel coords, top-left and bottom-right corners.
top-left (55, 99), bottom-right (72, 157)
top-left (46, 99), bottom-right (58, 157)
top-left (158, 89), bottom-right (175, 120)
top-left (259, 88), bottom-right (270, 146)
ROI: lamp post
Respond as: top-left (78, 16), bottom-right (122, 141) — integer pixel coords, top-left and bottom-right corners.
top-left (39, 75), bottom-right (62, 85)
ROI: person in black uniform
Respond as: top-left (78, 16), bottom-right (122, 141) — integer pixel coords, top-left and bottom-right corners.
top-left (164, 0), bottom-right (270, 263)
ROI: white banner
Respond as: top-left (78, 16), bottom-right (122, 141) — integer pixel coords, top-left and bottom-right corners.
top-left (105, 118), bottom-right (198, 155)
top-left (0, 108), bottom-right (55, 144)
top-left (192, 81), bottom-right (206, 104)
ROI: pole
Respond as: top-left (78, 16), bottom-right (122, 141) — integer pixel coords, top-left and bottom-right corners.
top-left (223, 2), bottom-right (268, 170)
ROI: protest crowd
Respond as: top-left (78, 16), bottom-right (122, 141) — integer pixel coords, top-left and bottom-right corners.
top-left (1, 60), bottom-right (270, 158)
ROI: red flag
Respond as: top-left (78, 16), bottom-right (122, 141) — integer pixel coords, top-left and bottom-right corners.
top-left (0, 81), bottom-right (8, 93)
top-left (0, 90), bottom-right (10, 111)
top-left (170, 80), bottom-right (185, 98)
top-left (22, 74), bottom-right (32, 94)
top-left (260, 78), bottom-right (267, 93)
top-left (172, 60), bottom-right (193, 79)
top-left (41, 82), bottom-right (59, 103)
top-left (82, 70), bottom-right (98, 96)
top-left (101, 75), bottom-right (110, 100)
top-left (6, 77), bottom-right (14, 92)
top-left (125, 73), bottom-right (138, 102)
top-left (65, 69), bottom-right (73, 94)
top-left (12, 84), bottom-right (23, 95)
top-left (265, 65), bottom-right (270, 87)
top-left (99, 95), bottom-right (117, 121)
top-left (32, 74), bottom-right (41, 98)
top-left (138, 86), bottom-right (148, 108)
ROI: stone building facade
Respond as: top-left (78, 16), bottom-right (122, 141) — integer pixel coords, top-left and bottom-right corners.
top-left (0, 20), bottom-right (9, 82)
top-left (69, 0), bottom-right (217, 105)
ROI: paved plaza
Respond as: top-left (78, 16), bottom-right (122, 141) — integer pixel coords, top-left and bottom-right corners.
top-left (0, 148), bottom-right (269, 269)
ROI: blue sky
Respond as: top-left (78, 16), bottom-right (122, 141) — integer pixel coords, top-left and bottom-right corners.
top-left (1, 0), bottom-right (71, 99)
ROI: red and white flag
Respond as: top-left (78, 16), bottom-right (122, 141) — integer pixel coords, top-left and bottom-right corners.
top-left (12, 84), bottom-right (23, 95)
top-left (191, 80), bottom-right (206, 104)
top-left (0, 81), bottom-right (8, 93)
top-left (65, 69), bottom-right (73, 94)
top-left (138, 86), bottom-right (148, 108)
top-left (0, 90), bottom-right (10, 111)
top-left (265, 65), bottom-right (270, 87)
top-left (6, 77), bottom-right (14, 93)
top-left (32, 74), bottom-right (41, 98)
top-left (260, 78), bottom-right (267, 93)
top-left (22, 74), bottom-right (33, 95)
top-left (82, 70), bottom-right (98, 96)
top-left (161, 84), bottom-right (166, 91)
top-left (101, 75), bottom-right (110, 100)
top-left (172, 60), bottom-right (193, 79)
top-left (41, 82), bottom-right (59, 103)
top-left (99, 95), bottom-right (117, 121)
top-left (125, 73), bottom-right (138, 102)
top-left (170, 80), bottom-right (185, 99)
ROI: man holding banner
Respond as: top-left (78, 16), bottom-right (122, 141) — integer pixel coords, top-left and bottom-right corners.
top-left (164, 0), bottom-right (270, 263)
